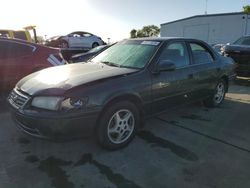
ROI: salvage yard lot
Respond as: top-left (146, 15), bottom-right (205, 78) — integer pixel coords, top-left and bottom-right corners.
top-left (0, 80), bottom-right (250, 188)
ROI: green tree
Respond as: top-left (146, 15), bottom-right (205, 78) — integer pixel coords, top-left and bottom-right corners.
top-left (130, 29), bottom-right (137, 38)
top-left (130, 25), bottom-right (160, 38)
top-left (243, 5), bottom-right (250, 13)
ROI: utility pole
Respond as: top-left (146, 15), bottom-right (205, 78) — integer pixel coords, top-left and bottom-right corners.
top-left (205, 0), bottom-right (208, 15)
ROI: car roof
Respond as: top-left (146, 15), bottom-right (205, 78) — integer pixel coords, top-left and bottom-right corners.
top-left (0, 37), bottom-right (59, 50)
top-left (128, 37), bottom-right (204, 42)
top-left (0, 37), bottom-right (33, 44)
top-left (69, 31), bottom-right (93, 35)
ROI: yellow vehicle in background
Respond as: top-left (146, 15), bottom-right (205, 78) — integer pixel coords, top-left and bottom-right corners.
top-left (0, 26), bottom-right (38, 43)
top-left (0, 29), bottom-right (32, 42)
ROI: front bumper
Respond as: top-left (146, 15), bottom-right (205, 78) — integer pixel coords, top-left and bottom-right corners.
top-left (10, 109), bottom-right (100, 140)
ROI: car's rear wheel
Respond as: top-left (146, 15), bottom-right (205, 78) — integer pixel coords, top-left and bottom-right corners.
top-left (92, 42), bottom-right (99, 48)
top-left (203, 79), bottom-right (226, 107)
top-left (96, 101), bottom-right (139, 150)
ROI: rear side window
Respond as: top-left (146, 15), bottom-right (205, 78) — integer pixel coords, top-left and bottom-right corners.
top-left (13, 31), bottom-right (27, 40)
top-left (190, 43), bottom-right (214, 65)
top-left (82, 33), bottom-right (92, 37)
top-left (0, 40), bottom-right (34, 59)
top-left (158, 42), bottom-right (190, 68)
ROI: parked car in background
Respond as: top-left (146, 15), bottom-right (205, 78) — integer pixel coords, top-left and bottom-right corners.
top-left (69, 44), bottom-right (111, 63)
top-left (212, 43), bottom-right (225, 54)
top-left (0, 29), bottom-right (32, 42)
top-left (221, 36), bottom-right (250, 77)
top-left (0, 38), bottom-right (65, 92)
top-left (45, 31), bottom-right (105, 49)
top-left (8, 38), bottom-right (235, 150)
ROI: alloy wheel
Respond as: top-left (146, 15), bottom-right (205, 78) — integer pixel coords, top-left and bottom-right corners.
top-left (213, 82), bottom-right (225, 104)
top-left (107, 109), bottom-right (135, 144)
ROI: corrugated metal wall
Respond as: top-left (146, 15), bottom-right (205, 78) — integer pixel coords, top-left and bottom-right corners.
top-left (160, 13), bottom-right (250, 44)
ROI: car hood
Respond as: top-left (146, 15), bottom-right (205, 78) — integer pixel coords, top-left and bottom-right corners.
top-left (224, 44), bottom-right (250, 53)
top-left (17, 63), bottom-right (138, 96)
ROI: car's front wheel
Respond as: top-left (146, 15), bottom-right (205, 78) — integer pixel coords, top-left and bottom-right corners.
top-left (96, 101), bottom-right (139, 150)
top-left (203, 79), bottom-right (226, 107)
top-left (92, 42), bottom-right (99, 48)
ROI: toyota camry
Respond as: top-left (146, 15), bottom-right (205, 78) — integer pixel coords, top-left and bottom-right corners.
top-left (8, 38), bottom-right (235, 150)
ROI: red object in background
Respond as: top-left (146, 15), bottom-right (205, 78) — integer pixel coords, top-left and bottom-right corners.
top-left (0, 38), bottom-right (65, 92)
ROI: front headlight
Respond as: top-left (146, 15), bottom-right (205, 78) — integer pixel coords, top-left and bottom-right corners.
top-left (31, 96), bottom-right (63, 111)
top-left (60, 97), bottom-right (88, 111)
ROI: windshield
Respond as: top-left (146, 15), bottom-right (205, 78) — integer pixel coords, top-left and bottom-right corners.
top-left (91, 40), bottom-right (160, 69)
top-left (233, 36), bottom-right (250, 45)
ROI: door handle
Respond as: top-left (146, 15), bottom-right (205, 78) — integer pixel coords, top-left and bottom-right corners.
top-left (159, 82), bottom-right (169, 88)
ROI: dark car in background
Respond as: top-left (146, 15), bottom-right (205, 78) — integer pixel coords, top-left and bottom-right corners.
top-left (221, 36), bottom-right (250, 77)
top-left (0, 38), bottom-right (65, 92)
top-left (8, 38), bottom-right (235, 150)
top-left (69, 44), bottom-right (111, 63)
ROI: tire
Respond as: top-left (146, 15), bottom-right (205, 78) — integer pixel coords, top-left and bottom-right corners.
top-left (96, 101), bottom-right (140, 150)
top-left (203, 79), bottom-right (227, 107)
top-left (59, 40), bottom-right (69, 48)
top-left (92, 42), bottom-right (99, 48)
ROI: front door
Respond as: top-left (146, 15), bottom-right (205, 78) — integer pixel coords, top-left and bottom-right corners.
top-left (152, 41), bottom-right (194, 113)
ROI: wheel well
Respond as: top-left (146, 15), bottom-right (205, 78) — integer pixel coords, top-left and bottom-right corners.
top-left (92, 42), bottom-right (99, 47)
top-left (95, 94), bottom-right (144, 129)
top-left (221, 75), bottom-right (229, 92)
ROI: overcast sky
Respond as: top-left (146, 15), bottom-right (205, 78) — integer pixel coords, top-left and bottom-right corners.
top-left (1, 0), bottom-right (249, 42)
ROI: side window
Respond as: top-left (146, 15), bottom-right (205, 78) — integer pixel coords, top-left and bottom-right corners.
top-left (158, 42), bottom-right (190, 68)
top-left (190, 43), bottom-right (214, 65)
top-left (13, 31), bottom-right (27, 41)
top-left (83, 33), bottom-right (92, 37)
top-left (0, 41), bottom-right (34, 59)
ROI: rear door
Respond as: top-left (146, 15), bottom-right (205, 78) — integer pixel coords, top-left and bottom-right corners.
top-left (0, 40), bottom-right (35, 90)
top-left (68, 33), bottom-right (81, 47)
top-left (186, 41), bottom-right (220, 99)
top-left (151, 41), bottom-right (194, 113)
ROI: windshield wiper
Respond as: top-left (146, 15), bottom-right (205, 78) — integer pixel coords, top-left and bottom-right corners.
top-left (100, 61), bottom-right (121, 67)
top-left (99, 61), bottom-right (141, 70)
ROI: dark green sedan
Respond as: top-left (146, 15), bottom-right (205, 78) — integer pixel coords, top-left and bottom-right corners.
top-left (8, 38), bottom-right (235, 150)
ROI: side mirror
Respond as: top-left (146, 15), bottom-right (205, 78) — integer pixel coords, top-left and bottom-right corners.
top-left (157, 60), bottom-right (176, 72)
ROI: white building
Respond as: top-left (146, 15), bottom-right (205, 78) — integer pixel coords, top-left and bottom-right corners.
top-left (160, 12), bottom-right (250, 44)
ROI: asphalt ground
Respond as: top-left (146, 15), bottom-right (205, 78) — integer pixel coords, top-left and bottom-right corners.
top-left (0, 78), bottom-right (250, 188)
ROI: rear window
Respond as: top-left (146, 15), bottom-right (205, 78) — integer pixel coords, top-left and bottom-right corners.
top-left (0, 40), bottom-right (34, 59)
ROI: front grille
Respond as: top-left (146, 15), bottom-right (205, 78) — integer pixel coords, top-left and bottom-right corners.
top-left (8, 89), bottom-right (30, 109)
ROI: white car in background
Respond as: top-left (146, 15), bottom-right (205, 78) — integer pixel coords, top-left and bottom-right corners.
top-left (45, 31), bottom-right (105, 49)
